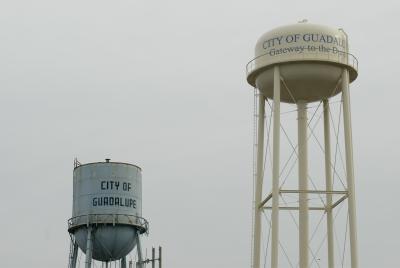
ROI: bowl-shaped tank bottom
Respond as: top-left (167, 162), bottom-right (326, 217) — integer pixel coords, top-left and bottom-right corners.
top-left (73, 225), bottom-right (138, 261)
top-left (255, 62), bottom-right (344, 103)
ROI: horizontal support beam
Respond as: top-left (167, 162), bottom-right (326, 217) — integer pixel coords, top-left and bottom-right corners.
top-left (280, 190), bottom-right (348, 195)
top-left (263, 206), bottom-right (325, 211)
top-left (258, 190), bottom-right (349, 210)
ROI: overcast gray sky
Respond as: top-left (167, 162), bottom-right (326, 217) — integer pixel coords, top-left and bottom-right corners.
top-left (0, 0), bottom-right (399, 267)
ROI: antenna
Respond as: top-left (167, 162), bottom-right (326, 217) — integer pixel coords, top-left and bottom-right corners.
top-left (136, 246), bottom-right (162, 268)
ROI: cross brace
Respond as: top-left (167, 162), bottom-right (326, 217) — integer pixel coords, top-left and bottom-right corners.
top-left (259, 189), bottom-right (348, 211)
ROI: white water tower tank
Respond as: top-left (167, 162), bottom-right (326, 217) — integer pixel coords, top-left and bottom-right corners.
top-left (68, 160), bottom-right (148, 263)
top-left (246, 22), bottom-right (358, 103)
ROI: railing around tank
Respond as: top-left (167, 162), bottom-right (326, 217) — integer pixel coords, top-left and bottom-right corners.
top-left (68, 213), bottom-right (149, 234)
top-left (246, 49), bottom-right (358, 76)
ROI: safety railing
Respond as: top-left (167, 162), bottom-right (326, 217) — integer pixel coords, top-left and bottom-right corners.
top-left (246, 49), bottom-right (358, 76)
top-left (68, 213), bottom-right (149, 234)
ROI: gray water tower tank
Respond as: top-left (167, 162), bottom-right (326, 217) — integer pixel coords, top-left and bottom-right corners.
top-left (68, 160), bottom-right (148, 262)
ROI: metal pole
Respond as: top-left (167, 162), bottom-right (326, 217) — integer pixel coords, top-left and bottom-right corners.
top-left (323, 99), bottom-right (335, 268)
top-left (159, 246), bottom-right (162, 268)
top-left (341, 68), bottom-right (359, 268)
top-left (69, 239), bottom-right (79, 268)
top-left (85, 226), bottom-right (93, 268)
top-left (136, 233), bottom-right (144, 268)
top-left (297, 100), bottom-right (309, 268)
top-left (252, 90), bottom-right (265, 268)
top-left (152, 247), bottom-right (155, 268)
top-left (271, 65), bottom-right (281, 268)
top-left (121, 257), bottom-right (127, 268)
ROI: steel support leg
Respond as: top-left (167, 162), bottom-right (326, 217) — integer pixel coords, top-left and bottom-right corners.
top-left (85, 226), bottom-right (93, 268)
top-left (136, 233), bottom-right (144, 268)
top-left (152, 247), bottom-right (156, 268)
top-left (271, 65), bottom-right (281, 268)
top-left (341, 68), bottom-right (359, 268)
top-left (297, 100), bottom-right (309, 268)
top-left (121, 257), bottom-right (127, 268)
top-left (159, 246), bottom-right (162, 268)
top-left (252, 91), bottom-right (265, 268)
top-left (69, 239), bottom-right (79, 268)
top-left (323, 99), bottom-right (335, 268)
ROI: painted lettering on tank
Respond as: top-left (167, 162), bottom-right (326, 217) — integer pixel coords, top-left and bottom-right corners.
top-left (263, 36), bottom-right (284, 49)
top-left (101, 181), bottom-right (120, 190)
top-left (92, 197), bottom-right (136, 208)
top-left (91, 180), bottom-right (137, 209)
top-left (261, 32), bottom-right (346, 59)
top-left (263, 33), bottom-right (345, 49)
top-left (100, 181), bottom-right (132, 191)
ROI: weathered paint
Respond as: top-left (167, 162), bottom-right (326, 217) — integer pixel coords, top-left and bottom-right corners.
top-left (69, 161), bottom-right (145, 262)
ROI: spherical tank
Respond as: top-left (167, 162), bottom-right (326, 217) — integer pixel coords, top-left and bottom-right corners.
top-left (246, 22), bottom-right (358, 103)
top-left (68, 161), bottom-right (148, 262)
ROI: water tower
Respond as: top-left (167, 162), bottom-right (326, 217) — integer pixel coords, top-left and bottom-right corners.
top-left (246, 22), bottom-right (359, 268)
top-left (67, 159), bottom-right (149, 268)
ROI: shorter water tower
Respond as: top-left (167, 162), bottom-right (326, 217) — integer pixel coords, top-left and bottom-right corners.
top-left (67, 159), bottom-right (149, 268)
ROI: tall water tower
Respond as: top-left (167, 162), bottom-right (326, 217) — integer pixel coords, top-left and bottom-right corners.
top-left (67, 159), bottom-right (149, 268)
top-left (246, 22), bottom-right (359, 268)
